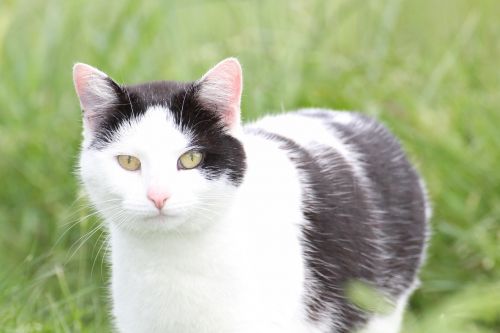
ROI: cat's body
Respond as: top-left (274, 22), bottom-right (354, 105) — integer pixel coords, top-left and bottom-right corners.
top-left (73, 59), bottom-right (429, 333)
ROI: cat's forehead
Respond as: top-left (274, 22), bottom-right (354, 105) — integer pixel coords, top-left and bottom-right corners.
top-left (114, 106), bottom-right (191, 153)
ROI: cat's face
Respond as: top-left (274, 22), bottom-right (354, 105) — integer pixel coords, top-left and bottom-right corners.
top-left (74, 59), bottom-right (246, 232)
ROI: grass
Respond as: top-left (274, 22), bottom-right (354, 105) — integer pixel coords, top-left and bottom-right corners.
top-left (0, 0), bottom-right (499, 331)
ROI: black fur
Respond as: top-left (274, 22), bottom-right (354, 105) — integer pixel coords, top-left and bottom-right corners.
top-left (247, 110), bottom-right (427, 332)
top-left (87, 79), bottom-right (246, 185)
top-left (299, 110), bottom-right (428, 296)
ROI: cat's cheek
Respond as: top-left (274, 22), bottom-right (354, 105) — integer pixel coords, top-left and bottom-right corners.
top-left (166, 172), bottom-right (205, 206)
top-left (80, 151), bottom-right (134, 211)
top-left (79, 152), bottom-right (105, 198)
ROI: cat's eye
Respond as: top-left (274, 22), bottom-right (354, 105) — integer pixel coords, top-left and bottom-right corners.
top-left (178, 150), bottom-right (204, 170)
top-left (117, 155), bottom-right (141, 171)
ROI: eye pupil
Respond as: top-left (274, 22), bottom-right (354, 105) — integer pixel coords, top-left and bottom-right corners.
top-left (127, 156), bottom-right (131, 164)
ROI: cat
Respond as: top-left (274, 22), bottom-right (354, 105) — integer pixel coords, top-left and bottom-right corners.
top-left (73, 58), bottom-right (429, 333)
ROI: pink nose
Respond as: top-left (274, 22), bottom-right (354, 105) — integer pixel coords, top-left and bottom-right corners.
top-left (147, 188), bottom-right (170, 210)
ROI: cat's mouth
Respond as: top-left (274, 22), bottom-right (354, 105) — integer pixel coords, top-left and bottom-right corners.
top-left (119, 200), bottom-right (187, 221)
top-left (141, 209), bottom-right (183, 221)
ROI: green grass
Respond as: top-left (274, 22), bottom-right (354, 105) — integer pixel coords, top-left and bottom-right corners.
top-left (1, 0), bottom-right (499, 331)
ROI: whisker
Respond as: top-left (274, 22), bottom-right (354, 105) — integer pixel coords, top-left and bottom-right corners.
top-left (55, 204), bottom-right (121, 247)
top-left (91, 230), bottom-right (108, 278)
top-left (65, 206), bottom-right (124, 263)
top-left (66, 224), bottom-right (104, 263)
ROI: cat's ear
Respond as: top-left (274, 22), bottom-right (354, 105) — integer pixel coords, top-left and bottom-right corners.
top-left (73, 63), bottom-right (122, 133)
top-left (197, 58), bottom-right (243, 132)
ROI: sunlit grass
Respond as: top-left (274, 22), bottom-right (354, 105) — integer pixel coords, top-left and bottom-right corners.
top-left (0, 0), bottom-right (498, 331)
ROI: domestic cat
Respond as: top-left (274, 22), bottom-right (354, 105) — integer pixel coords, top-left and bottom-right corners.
top-left (73, 58), bottom-right (429, 333)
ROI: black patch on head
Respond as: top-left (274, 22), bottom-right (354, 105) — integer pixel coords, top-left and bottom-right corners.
top-left (88, 79), bottom-right (246, 185)
top-left (168, 83), bottom-right (246, 184)
top-left (87, 79), bottom-right (185, 148)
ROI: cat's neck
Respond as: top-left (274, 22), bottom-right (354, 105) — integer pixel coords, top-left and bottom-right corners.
top-left (109, 213), bottom-right (244, 272)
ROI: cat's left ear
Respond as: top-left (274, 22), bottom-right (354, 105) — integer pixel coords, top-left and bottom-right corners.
top-left (197, 58), bottom-right (243, 132)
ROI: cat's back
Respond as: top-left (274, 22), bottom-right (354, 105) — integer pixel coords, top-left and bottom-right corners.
top-left (245, 108), bottom-right (398, 161)
top-left (244, 109), bottom-right (428, 332)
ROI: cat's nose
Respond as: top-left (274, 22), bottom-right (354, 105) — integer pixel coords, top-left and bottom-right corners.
top-left (147, 187), bottom-right (170, 210)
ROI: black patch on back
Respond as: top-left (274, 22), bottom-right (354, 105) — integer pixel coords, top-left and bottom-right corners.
top-left (247, 128), bottom-right (380, 333)
top-left (88, 80), bottom-right (246, 185)
top-left (299, 110), bottom-right (427, 296)
top-left (248, 110), bottom-right (427, 332)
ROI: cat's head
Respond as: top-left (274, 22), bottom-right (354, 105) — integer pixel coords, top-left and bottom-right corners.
top-left (73, 58), bottom-right (246, 233)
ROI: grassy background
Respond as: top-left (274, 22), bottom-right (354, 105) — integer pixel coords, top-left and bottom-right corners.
top-left (1, 0), bottom-right (499, 332)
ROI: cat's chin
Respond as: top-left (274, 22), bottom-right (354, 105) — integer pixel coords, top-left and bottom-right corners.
top-left (108, 211), bottom-right (207, 234)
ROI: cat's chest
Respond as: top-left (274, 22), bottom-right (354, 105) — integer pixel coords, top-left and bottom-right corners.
top-left (109, 202), bottom-right (306, 333)
top-left (111, 264), bottom-right (246, 332)
top-left (109, 221), bottom-right (263, 332)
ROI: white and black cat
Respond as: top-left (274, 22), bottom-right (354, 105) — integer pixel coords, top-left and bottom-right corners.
top-left (73, 58), bottom-right (429, 333)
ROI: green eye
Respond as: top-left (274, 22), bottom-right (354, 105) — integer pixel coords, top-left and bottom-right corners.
top-left (117, 155), bottom-right (141, 171)
top-left (178, 150), bottom-right (204, 170)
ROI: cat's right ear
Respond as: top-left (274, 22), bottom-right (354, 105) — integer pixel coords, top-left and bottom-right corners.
top-left (73, 63), bottom-right (121, 134)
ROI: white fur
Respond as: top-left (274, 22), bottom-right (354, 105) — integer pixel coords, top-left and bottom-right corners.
top-left (80, 106), bottom-right (413, 333)
top-left (247, 109), bottom-right (367, 185)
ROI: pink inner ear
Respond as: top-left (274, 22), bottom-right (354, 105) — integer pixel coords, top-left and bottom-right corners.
top-left (201, 58), bottom-right (243, 129)
top-left (221, 61), bottom-right (242, 126)
top-left (73, 64), bottom-right (91, 95)
top-left (207, 59), bottom-right (242, 107)
top-left (74, 63), bottom-right (101, 98)
top-left (73, 63), bottom-right (118, 133)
